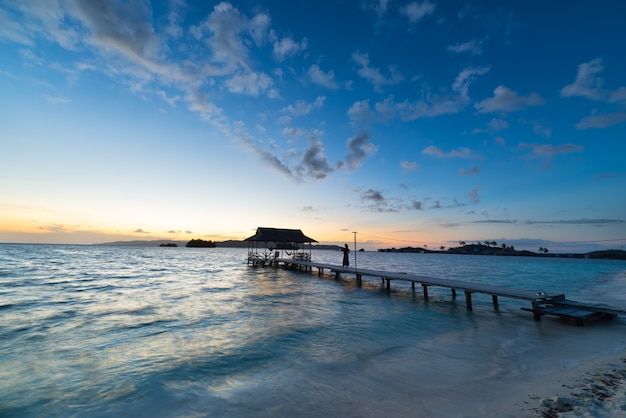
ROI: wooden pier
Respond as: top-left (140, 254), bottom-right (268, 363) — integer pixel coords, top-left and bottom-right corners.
top-left (272, 258), bottom-right (626, 326)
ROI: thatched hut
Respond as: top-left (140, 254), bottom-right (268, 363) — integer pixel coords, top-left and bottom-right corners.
top-left (245, 227), bottom-right (317, 265)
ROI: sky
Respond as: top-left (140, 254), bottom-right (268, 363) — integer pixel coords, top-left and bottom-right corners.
top-left (1, 0), bottom-right (625, 253)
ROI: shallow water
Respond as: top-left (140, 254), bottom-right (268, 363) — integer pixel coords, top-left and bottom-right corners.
top-left (1, 244), bottom-right (625, 417)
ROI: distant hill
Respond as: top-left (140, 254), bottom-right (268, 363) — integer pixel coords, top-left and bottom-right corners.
top-left (94, 240), bottom-right (626, 260)
top-left (186, 239), bottom-right (216, 248)
top-left (378, 244), bottom-right (626, 260)
top-left (95, 239), bottom-right (340, 250)
top-left (97, 240), bottom-right (187, 247)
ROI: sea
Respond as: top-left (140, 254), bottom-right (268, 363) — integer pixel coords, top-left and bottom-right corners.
top-left (1, 244), bottom-right (626, 418)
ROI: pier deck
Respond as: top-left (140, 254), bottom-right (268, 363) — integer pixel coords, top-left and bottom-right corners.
top-left (273, 258), bottom-right (625, 325)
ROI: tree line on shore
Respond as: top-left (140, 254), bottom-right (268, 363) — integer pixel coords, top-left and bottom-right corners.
top-left (377, 242), bottom-right (626, 260)
top-left (100, 239), bottom-right (625, 259)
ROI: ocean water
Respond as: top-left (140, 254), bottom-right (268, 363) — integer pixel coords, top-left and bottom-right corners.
top-left (1, 244), bottom-right (626, 417)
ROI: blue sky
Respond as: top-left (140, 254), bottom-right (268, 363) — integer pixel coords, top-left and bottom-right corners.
top-left (1, 0), bottom-right (625, 252)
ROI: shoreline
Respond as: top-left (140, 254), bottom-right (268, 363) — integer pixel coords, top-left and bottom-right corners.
top-left (506, 350), bottom-right (626, 417)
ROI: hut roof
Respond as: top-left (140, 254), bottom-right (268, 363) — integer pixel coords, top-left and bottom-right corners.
top-left (244, 227), bottom-right (318, 243)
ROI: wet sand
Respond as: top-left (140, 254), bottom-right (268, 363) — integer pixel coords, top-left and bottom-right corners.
top-left (500, 350), bottom-right (626, 417)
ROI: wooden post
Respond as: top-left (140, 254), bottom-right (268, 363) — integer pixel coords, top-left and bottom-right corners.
top-left (465, 291), bottom-right (473, 311)
top-left (532, 301), bottom-right (542, 321)
top-left (356, 274), bottom-right (362, 285)
top-left (411, 281), bottom-right (415, 291)
top-left (386, 278), bottom-right (391, 290)
top-left (492, 295), bottom-right (499, 309)
top-left (422, 284), bottom-right (429, 300)
top-left (451, 289), bottom-right (457, 299)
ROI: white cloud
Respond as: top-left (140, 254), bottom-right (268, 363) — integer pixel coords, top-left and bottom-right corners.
top-left (71, 0), bottom-right (172, 72)
top-left (422, 146), bottom-right (477, 159)
top-left (308, 64), bottom-right (339, 89)
top-left (575, 111), bottom-right (626, 129)
top-left (0, 9), bottom-right (33, 45)
top-left (519, 143), bottom-right (583, 158)
top-left (347, 100), bottom-right (375, 122)
top-left (282, 127), bottom-right (305, 138)
top-left (401, 160), bottom-right (418, 171)
top-left (610, 87), bottom-right (626, 104)
top-left (460, 167), bottom-right (480, 176)
top-left (531, 123), bottom-right (552, 138)
top-left (475, 85), bottom-right (544, 113)
top-left (447, 40), bottom-right (482, 55)
top-left (164, 0), bottom-right (186, 40)
top-left (225, 71), bottom-right (273, 96)
top-left (248, 13), bottom-right (271, 45)
top-left (283, 96), bottom-right (326, 116)
top-left (273, 36), bottom-right (308, 62)
top-left (561, 58), bottom-right (605, 101)
top-left (452, 66), bottom-right (489, 99)
top-left (349, 67), bottom-right (488, 124)
top-left (43, 94), bottom-right (70, 104)
top-left (488, 118), bottom-right (509, 131)
top-left (363, 0), bottom-right (391, 17)
top-left (561, 59), bottom-right (626, 129)
top-left (400, 1), bottom-right (436, 23)
top-left (346, 132), bottom-right (378, 171)
top-left (352, 51), bottom-right (403, 92)
top-left (468, 187), bottom-right (480, 204)
top-left (299, 135), bottom-right (334, 179)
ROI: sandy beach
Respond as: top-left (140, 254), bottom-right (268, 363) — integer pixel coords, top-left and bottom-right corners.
top-left (501, 351), bottom-right (626, 417)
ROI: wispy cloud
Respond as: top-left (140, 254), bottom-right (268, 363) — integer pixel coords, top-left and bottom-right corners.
top-left (561, 58), bottom-right (606, 101)
top-left (359, 188), bottom-right (399, 212)
top-left (460, 166), bottom-right (480, 176)
top-left (475, 85), bottom-right (544, 113)
top-left (447, 39), bottom-right (482, 55)
top-left (399, 66), bottom-right (489, 120)
top-left (345, 132), bottom-right (378, 171)
top-left (519, 143), bottom-right (583, 159)
top-left (575, 111), bottom-right (626, 130)
top-left (282, 96), bottom-right (326, 117)
top-left (468, 187), bottom-right (480, 204)
top-left (400, 1), bottom-right (436, 23)
top-left (43, 94), bottom-right (71, 104)
top-left (471, 219), bottom-right (624, 226)
top-left (298, 132), bottom-right (334, 180)
top-left (272, 36), bottom-right (308, 62)
top-left (307, 64), bottom-right (339, 89)
top-left (422, 146), bottom-right (479, 159)
top-left (562, 59), bottom-right (626, 129)
top-left (352, 51), bottom-right (403, 92)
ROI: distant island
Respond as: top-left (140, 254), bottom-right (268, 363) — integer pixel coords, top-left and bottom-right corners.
top-left (94, 240), bottom-right (625, 260)
top-left (185, 239), bottom-right (216, 248)
top-left (377, 243), bottom-right (626, 260)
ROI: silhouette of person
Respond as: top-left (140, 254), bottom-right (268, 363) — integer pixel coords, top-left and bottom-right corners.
top-left (341, 244), bottom-right (350, 267)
